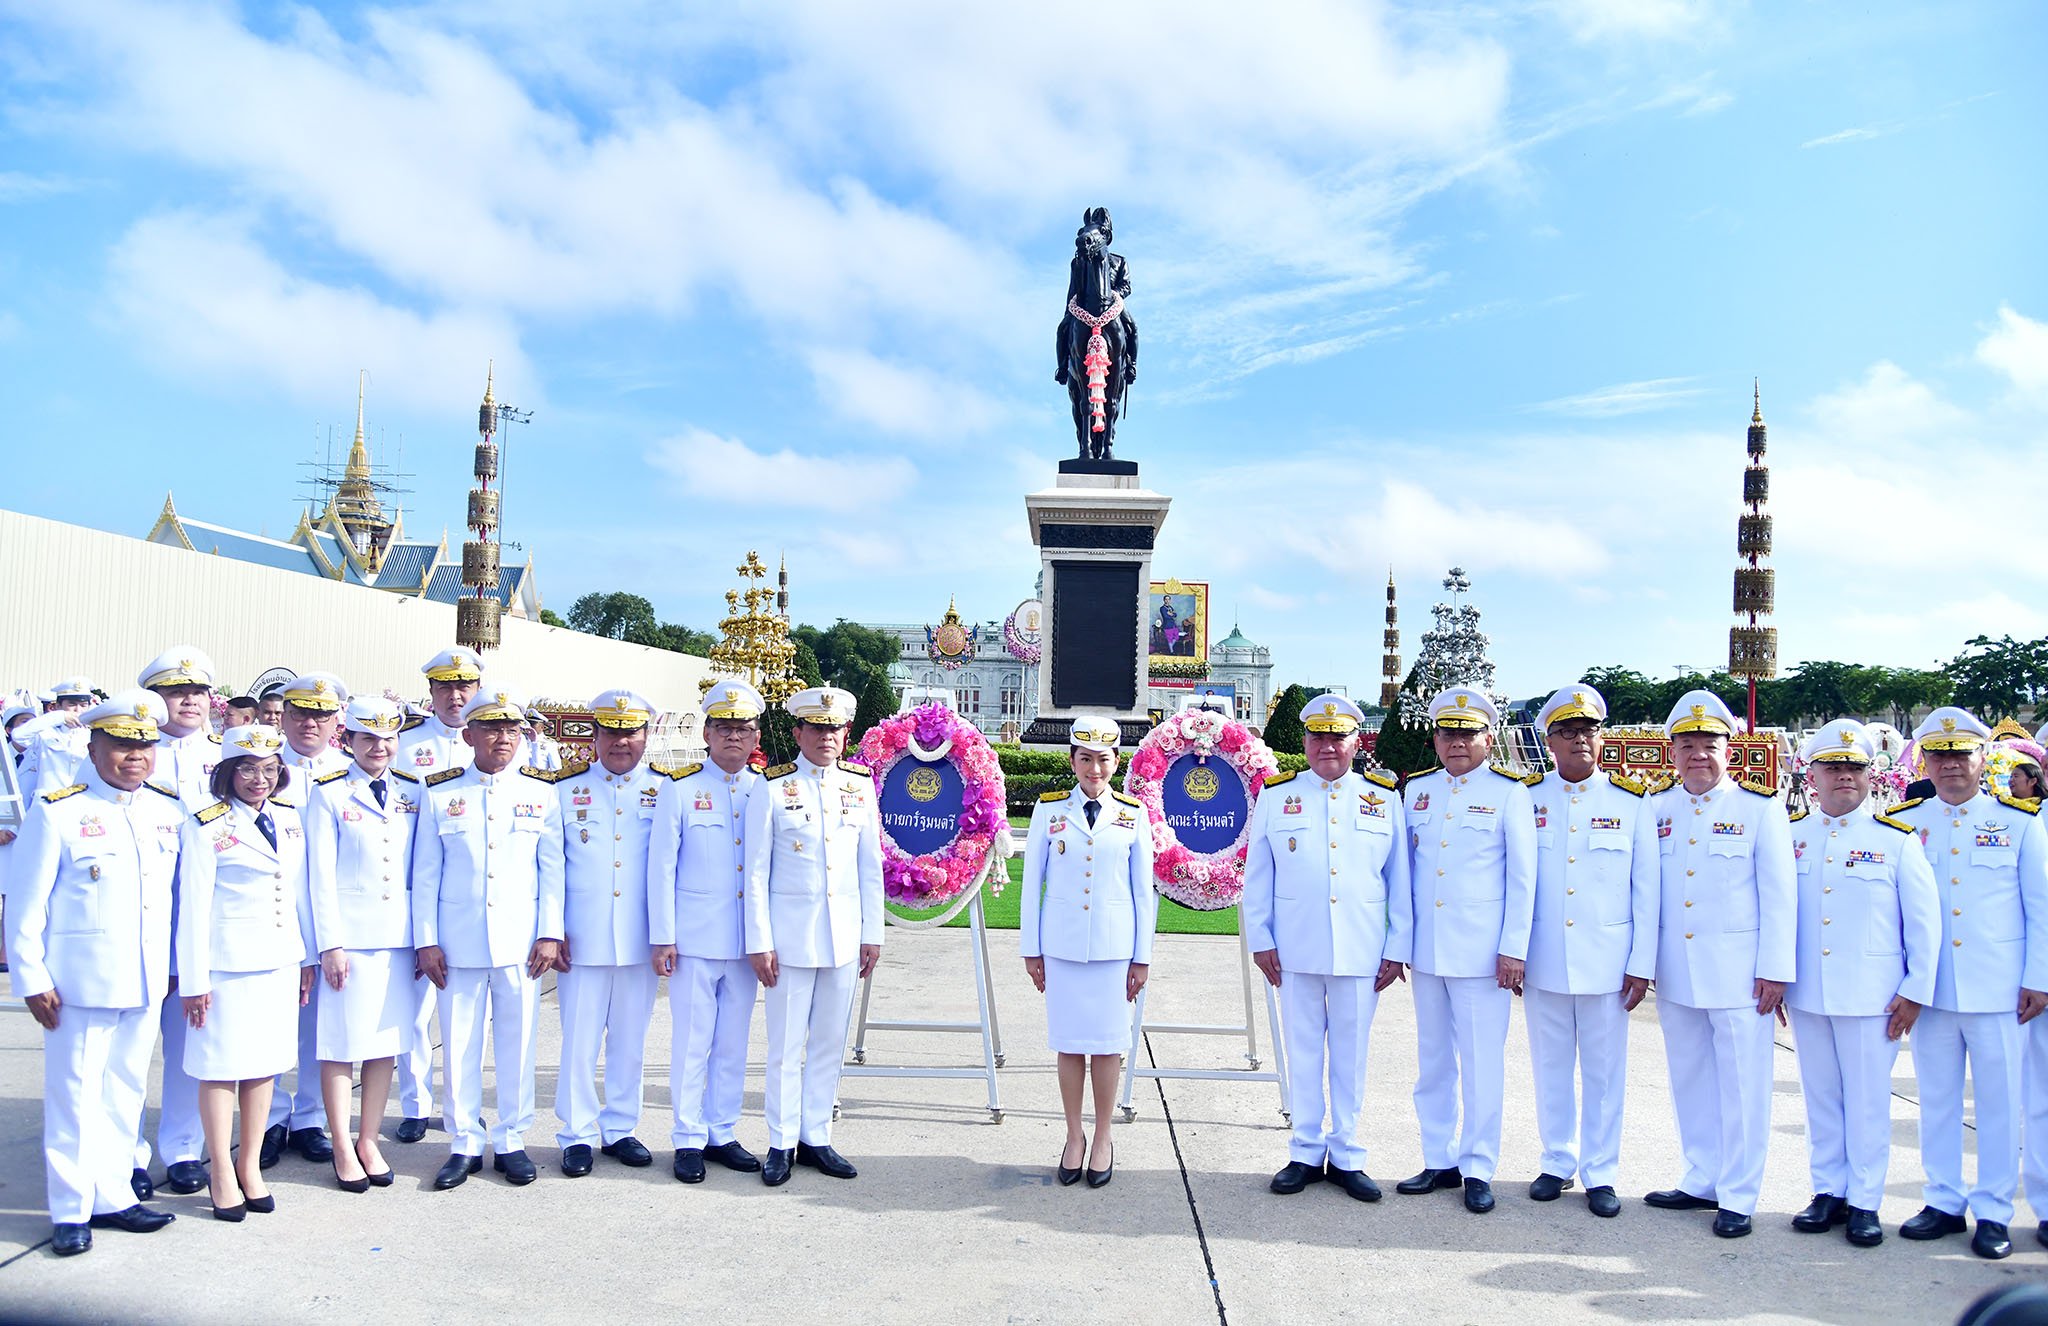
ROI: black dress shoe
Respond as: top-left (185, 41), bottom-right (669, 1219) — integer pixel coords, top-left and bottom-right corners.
top-left (433, 1154), bottom-right (482, 1190)
top-left (601, 1136), bottom-right (654, 1168)
top-left (560, 1145), bottom-right (594, 1177)
top-left (129, 1168), bottom-right (154, 1202)
top-left (395, 1117), bottom-right (429, 1144)
top-left (1086, 1140), bottom-right (1114, 1189)
top-left (1328, 1167), bottom-right (1381, 1202)
top-left (1464, 1178), bottom-right (1496, 1213)
top-left (1898, 1205), bottom-right (1968, 1240)
top-left (762, 1148), bottom-right (793, 1186)
top-left (704, 1141), bottom-right (760, 1173)
top-left (1528, 1172), bottom-right (1573, 1202)
top-left (1396, 1167), bottom-right (1462, 1195)
top-left (1060, 1136), bottom-right (1088, 1188)
top-left (1586, 1186), bottom-right (1621, 1218)
top-left (494, 1150), bottom-right (538, 1186)
top-left (2037, 1220), bottom-right (2048, 1249)
top-left (259, 1123), bottom-right (288, 1170)
top-left (290, 1128), bottom-right (333, 1162)
top-left (673, 1149), bottom-right (706, 1184)
top-left (795, 1141), bottom-right (858, 1180)
top-left (1712, 1209), bottom-right (1752, 1238)
top-left (163, 1161), bottom-right (207, 1195)
top-left (1845, 1207), bottom-right (1883, 1247)
top-left (50, 1224), bottom-right (91, 1257)
top-left (89, 1204), bottom-right (175, 1234)
top-left (1269, 1160), bottom-right (1323, 1195)
top-left (1972, 1220), bottom-right (2013, 1260)
top-left (1792, 1193), bottom-right (1848, 1232)
top-left (1644, 1188), bottom-right (1718, 1211)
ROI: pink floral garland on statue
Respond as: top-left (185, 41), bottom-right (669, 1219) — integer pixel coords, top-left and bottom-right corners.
top-left (1122, 707), bottom-right (1278, 911)
top-left (858, 704), bottom-right (1007, 908)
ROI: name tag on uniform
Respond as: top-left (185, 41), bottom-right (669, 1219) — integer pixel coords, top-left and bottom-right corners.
top-left (1590, 816), bottom-right (1621, 831)
top-left (1847, 849), bottom-right (1884, 867)
top-left (1712, 822), bottom-right (1743, 837)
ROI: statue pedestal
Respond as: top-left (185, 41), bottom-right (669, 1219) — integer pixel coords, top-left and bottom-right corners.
top-left (1020, 461), bottom-right (1170, 748)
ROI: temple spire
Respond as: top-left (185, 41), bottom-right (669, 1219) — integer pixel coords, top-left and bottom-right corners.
top-left (344, 370), bottom-right (371, 481)
top-left (1752, 377), bottom-right (1762, 425)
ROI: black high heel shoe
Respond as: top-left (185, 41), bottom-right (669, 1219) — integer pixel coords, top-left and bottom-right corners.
top-left (1058, 1134), bottom-right (1086, 1187)
top-left (357, 1140), bottom-right (395, 1188)
top-left (1087, 1140), bottom-right (1114, 1189)
top-left (333, 1159), bottom-right (369, 1194)
top-left (244, 1193), bottom-right (276, 1214)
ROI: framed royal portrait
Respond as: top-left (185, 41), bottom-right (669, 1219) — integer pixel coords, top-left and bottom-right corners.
top-left (1147, 578), bottom-right (1208, 667)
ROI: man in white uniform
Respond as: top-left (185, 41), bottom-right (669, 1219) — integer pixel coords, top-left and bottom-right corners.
top-left (744, 686), bottom-right (883, 1186)
top-left (392, 646), bottom-right (483, 1144)
top-left (1886, 706), bottom-right (2047, 1260)
top-left (413, 690), bottom-right (566, 1191)
top-left (1397, 687), bottom-right (1535, 1214)
top-left (650, 681), bottom-right (766, 1183)
top-left (1784, 718), bottom-right (1940, 1248)
top-left (8, 692), bottom-right (183, 1256)
top-left (552, 689), bottom-right (663, 1176)
top-left (16, 676), bottom-right (96, 798)
top-left (1522, 685), bottom-right (1658, 1218)
top-left (1245, 693), bottom-right (1409, 1202)
top-left (1642, 689), bottom-right (1795, 1239)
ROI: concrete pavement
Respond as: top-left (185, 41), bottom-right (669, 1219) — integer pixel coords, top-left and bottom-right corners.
top-left (0, 928), bottom-right (2040, 1324)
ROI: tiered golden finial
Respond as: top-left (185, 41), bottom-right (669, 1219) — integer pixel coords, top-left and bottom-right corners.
top-left (1728, 381), bottom-right (1777, 729)
top-left (702, 550), bottom-right (801, 701)
top-left (1380, 567), bottom-right (1401, 710)
top-left (456, 363), bottom-right (504, 653)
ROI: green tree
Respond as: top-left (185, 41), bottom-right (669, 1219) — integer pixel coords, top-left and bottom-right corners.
top-left (850, 663), bottom-right (899, 745)
top-left (567, 591), bottom-right (660, 642)
top-left (1263, 683), bottom-right (1311, 755)
top-left (1370, 664), bottom-right (1435, 776)
top-left (794, 621), bottom-right (901, 692)
top-left (1945, 635), bottom-right (2048, 719)
top-left (539, 607), bottom-right (567, 628)
top-left (1577, 666), bottom-right (1657, 724)
top-left (1869, 666), bottom-right (1951, 729)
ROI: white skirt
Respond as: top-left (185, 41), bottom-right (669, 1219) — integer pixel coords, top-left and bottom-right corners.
top-left (315, 947), bottom-right (414, 1062)
top-left (184, 966), bottom-right (299, 1081)
top-left (1044, 956), bottom-right (1133, 1055)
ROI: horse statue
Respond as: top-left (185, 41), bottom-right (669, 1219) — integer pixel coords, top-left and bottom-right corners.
top-left (1055, 206), bottom-right (1139, 459)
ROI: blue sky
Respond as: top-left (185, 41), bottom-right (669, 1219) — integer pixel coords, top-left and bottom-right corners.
top-left (3, 1), bottom-right (2043, 699)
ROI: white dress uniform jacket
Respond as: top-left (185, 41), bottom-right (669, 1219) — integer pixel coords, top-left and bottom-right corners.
top-left (1405, 765), bottom-right (1537, 976)
top-left (153, 728), bottom-right (222, 813)
top-left (1650, 777), bottom-right (1797, 1007)
top-left (1526, 771), bottom-right (1658, 994)
top-left (411, 763), bottom-right (566, 967)
top-left (557, 759), bottom-right (661, 967)
top-left (393, 716), bottom-right (468, 1120)
top-left (396, 715), bottom-right (471, 778)
top-left (649, 761), bottom-right (759, 959)
top-left (1019, 786), bottom-right (1157, 965)
top-left (305, 767), bottom-right (420, 953)
top-left (743, 756), bottom-right (885, 968)
top-left (1243, 769), bottom-right (1410, 975)
top-left (175, 798), bottom-right (314, 991)
top-left (1785, 805), bottom-right (1941, 1017)
top-left (284, 743), bottom-right (350, 782)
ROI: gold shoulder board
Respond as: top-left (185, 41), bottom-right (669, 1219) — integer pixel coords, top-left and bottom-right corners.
top-left (400, 713), bottom-right (426, 732)
top-left (1038, 788), bottom-right (1070, 803)
top-left (314, 768), bottom-right (348, 785)
top-left (1362, 769), bottom-right (1397, 790)
top-left (194, 800), bottom-right (229, 823)
top-left (1885, 797), bottom-right (1925, 815)
top-left (656, 762), bottom-right (703, 781)
top-left (839, 759), bottom-right (873, 777)
top-left (1111, 790), bottom-right (1142, 808)
top-left (1607, 771), bottom-right (1646, 797)
top-left (425, 767), bottom-right (465, 787)
top-left (522, 765), bottom-right (571, 783)
top-left (1737, 780), bottom-right (1775, 798)
top-left (40, 783), bottom-right (87, 803)
top-left (144, 780), bottom-right (180, 800)
top-left (1876, 813), bottom-right (1915, 833)
top-left (764, 762), bottom-right (797, 780)
top-left (1788, 809), bottom-right (1809, 823)
top-left (1998, 792), bottom-right (2041, 816)
top-left (390, 770), bottom-right (420, 784)
top-left (1262, 769), bottom-right (1300, 788)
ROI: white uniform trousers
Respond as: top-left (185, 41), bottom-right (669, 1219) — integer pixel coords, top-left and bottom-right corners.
top-left (397, 974), bottom-right (439, 1120)
top-left (553, 962), bottom-right (659, 1149)
top-left (1523, 986), bottom-right (1630, 1190)
top-left (1914, 1006), bottom-right (2022, 1224)
top-left (2026, 1016), bottom-right (2048, 1221)
top-left (139, 991), bottom-right (204, 1167)
top-left (1789, 1008), bottom-right (1900, 1210)
top-left (763, 961), bottom-right (856, 1149)
top-left (441, 965), bottom-right (540, 1157)
top-left (670, 956), bottom-right (759, 1150)
top-left (44, 1005), bottom-right (156, 1223)
top-left (266, 993), bottom-right (325, 1132)
top-left (1411, 973), bottom-right (1510, 1181)
top-left (1281, 972), bottom-right (1378, 1171)
top-left (1656, 999), bottom-right (1775, 1216)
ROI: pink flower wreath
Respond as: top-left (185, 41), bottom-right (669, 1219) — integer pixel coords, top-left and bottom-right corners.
top-left (857, 704), bottom-right (1008, 908)
top-left (1122, 707), bottom-right (1278, 910)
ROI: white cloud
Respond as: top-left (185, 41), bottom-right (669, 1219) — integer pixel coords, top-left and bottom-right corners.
top-left (1801, 125), bottom-right (1890, 150)
top-left (1976, 305), bottom-right (2048, 403)
top-left (1531, 376), bottom-right (1705, 417)
top-left (644, 427), bottom-right (915, 514)
top-left (1547, 0), bottom-right (1710, 42)
top-left (105, 210), bottom-right (528, 416)
top-left (804, 348), bottom-right (1004, 439)
top-left (0, 170), bottom-right (80, 202)
top-left (1805, 360), bottom-right (1971, 451)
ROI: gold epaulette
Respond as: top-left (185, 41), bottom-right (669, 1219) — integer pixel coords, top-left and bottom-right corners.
top-left (1608, 771), bottom-right (1647, 797)
top-left (1788, 809), bottom-right (1809, 823)
top-left (269, 795), bottom-right (296, 809)
top-left (143, 780), bottom-right (179, 800)
top-left (1522, 770), bottom-right (1544, 787)
top-left (314, 768), bottom-right (349, 785)
top-left (1110, 790), bottom-right (1141, 808)
top-left (1876, 813), bottom-right (1915, 833)
top-left (1038, 788), bottom-right (1070, 803)
top-left (764, 762), bottom-right (797, 780)
top-left (400, 713), bottom-right (427, 733)
top-left (1487, 764), bottom-right (1524, 783)
top-left (425, 767), bottom-right (465, 787)
top-left (207, 732), bottom-right (222, 745)
top-left (522, 763), bottom-right (575, 783)
top-left (390, 769), bottom-right (419, 784)
top-left (1885, 797), bottom-right (1925, 815)
top-left (1362, 769), bottom-right (1397, 790)
top-left (1737, 780), bottom-right (1775, 797)
top-left (194, 800), bottom-right (229, 823)
top-left (1263, 769), bottom-right (1300, 788)
top-left (1410, 766), bottom-right (1442, 779)
top-left (39, 783), bottom-right (86, 803)
top-left (1997, 792), bottom-right (2040, 816)
top-left (839, 759), bottom-right (872, 777)
top-left (654, 762), bottom-right (702, 781)
top-left (1643, 771), bottom-right (1680, 795)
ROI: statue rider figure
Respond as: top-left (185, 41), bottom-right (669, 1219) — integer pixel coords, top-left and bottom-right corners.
top-left (1056, 207), bottom-right (1139, 458)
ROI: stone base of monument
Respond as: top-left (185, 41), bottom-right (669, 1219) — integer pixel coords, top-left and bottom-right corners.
top-left (1021, 460), bottom-right (1170, 749)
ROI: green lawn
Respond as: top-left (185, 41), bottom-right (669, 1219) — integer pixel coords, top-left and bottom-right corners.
top-left (885, 818), bottom-right (1241, 936)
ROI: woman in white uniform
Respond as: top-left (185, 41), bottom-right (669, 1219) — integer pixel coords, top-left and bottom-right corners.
top-left (1020, 716), bottom-right (1156, 1188)
top-left (306, 697), bottom-right (419, 1192)
top-left (177, 726), bottom-right (316, 1221)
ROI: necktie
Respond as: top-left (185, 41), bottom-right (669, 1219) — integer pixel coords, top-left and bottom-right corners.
top-left (370, 777), bottom-right (388, 808)
top-left (1084, 799), bottom-right (1100, 828)
top-left (255, 810), bottom-right (278, 850)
